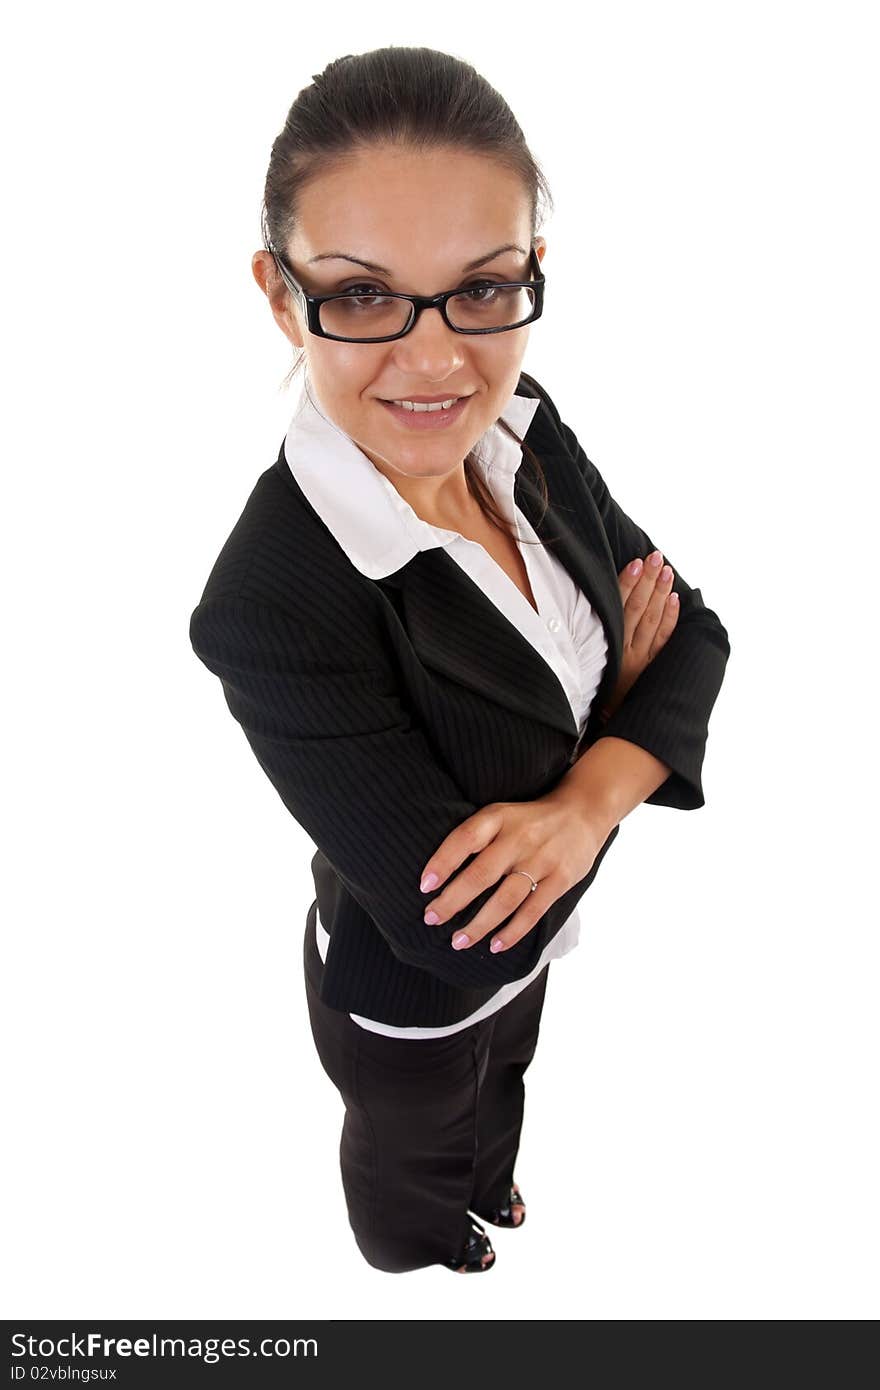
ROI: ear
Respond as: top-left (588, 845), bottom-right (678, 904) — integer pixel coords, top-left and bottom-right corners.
top-left (252, 250), bottom-right (304, 349)
top-left (251, 249), bottom-right (275, 295)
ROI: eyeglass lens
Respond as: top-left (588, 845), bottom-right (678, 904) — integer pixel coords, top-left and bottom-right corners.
top-left (318, 284), bottom-right (537, 340)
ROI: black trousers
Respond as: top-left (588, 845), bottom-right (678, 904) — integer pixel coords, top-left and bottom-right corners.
top-left (303, 898), bottom-right (550, 1273)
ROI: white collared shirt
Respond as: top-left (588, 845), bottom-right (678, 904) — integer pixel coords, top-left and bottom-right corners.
top-left (284, 372), bottom-right (609, 1037)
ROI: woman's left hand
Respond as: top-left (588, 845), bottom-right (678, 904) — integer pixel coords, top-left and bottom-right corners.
top-left (419, 795), bottom-right (608, 954)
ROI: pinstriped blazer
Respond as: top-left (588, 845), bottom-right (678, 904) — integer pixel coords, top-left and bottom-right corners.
top-left (189, 371), bottom-right (731, 1027)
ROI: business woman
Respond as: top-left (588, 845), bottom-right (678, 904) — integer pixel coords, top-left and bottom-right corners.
top-left (189, 47), bottom-right (730, 1276)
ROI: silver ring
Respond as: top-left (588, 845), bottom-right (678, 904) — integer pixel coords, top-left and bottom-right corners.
top-left (509, 869), bottom-right (538, 893)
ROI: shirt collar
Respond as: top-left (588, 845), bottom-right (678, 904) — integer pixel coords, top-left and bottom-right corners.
top-left (282, 371), bottom-right (542, 580)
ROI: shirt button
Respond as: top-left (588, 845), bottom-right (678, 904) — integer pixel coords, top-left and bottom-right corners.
top-left (547, 616), bottom-right (561, 633)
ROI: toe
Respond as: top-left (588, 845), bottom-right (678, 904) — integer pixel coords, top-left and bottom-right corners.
top-left (457, 1250), bottom-right (495, 1272)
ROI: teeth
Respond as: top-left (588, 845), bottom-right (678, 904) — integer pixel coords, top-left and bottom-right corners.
top-left (389, 397), bottom-right (461, 412)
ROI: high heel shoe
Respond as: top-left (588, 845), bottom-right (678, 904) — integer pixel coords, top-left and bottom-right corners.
top-left (470, 1181), bottom-right (526, 1228)
top-left (445, 1217), bottom-right (496, 1273)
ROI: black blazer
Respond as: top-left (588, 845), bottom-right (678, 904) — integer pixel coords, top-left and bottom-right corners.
top-left (189, 371), bottom-right (730, 1026)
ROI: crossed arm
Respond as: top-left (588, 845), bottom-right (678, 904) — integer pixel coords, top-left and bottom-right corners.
top-left (191, 379), bottom-right (729, 984)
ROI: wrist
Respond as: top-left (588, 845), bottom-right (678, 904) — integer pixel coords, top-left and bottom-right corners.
top-left (544, 760), bottom-right (620, 844)
top-left (547, 735), bottom-right (672, 837)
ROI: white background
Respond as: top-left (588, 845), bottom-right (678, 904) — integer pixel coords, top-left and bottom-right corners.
top-left (4, 0), bottom-right (877, 1320)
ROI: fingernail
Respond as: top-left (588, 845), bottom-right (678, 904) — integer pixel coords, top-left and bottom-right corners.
top-left (452, 933), bottom-right (470, 950)
top-left (668, 592), bottom-right (679, 606)
top-left (628, 559), bottom-right (642, 575)
top-left (420, 872), bottom-right (439, 892)
top-left (490, 939), bottom-right (505, 953)
top-left (660, 564), bottom-right (672, 581)
top-left (650, 551), bottom-right (663, 567)
top-left (424, 910), bottom-right (440, 924)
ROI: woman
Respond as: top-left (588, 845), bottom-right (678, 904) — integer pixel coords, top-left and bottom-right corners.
top-left (189, 47), bottom-right (730, 1276)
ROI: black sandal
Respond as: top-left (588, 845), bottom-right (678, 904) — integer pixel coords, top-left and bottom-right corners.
top-left (471, 1181), bottom-right (526, 1229)
top-left (445, 1217), bottom-right (496, 1273)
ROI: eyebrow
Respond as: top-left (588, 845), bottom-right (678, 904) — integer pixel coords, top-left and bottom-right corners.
top-left (306, 243), bottom-right (528, 274)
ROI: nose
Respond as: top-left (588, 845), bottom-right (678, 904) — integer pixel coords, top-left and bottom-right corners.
top-left (392, 302), bottom-right (466, 371)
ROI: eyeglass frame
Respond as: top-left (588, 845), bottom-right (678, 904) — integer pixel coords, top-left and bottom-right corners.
top-left (266, 242), bottom-right (546, 343)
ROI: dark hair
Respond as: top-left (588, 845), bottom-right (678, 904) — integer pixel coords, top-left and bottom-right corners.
top-left (259, 46), bottom-right (556, 543)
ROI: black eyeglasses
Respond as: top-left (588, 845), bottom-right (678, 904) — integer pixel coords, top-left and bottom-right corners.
top-left (267, 243), bottom-right (546, 343)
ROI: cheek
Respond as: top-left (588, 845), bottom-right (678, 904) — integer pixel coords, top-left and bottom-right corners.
top-left (313, 344), bottom-right (387, 394)
top-left (307, 348), bottom-right (381, 414)
top-left (496, 329), bottom-right (530, 376)
top-left (472, 335), bottom-right (528, 390)
top-left (472, 344), bottom-right (530, 417)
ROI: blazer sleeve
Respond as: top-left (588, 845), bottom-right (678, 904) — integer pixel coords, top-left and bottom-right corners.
top-left (189, 594), bottom-right (620, 990)
top-left (527, 373), bottom-right (731, 811)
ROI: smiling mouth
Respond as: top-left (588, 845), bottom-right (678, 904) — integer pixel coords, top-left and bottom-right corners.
top-left (376, 395), bottom-right (474, 426)
top-left (377, 392), bottom-right (475, 402)
top-left (379, 395), bottom-right (472, 410)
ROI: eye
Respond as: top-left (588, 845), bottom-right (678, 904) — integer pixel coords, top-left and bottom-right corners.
top-left (459, 279), bottom-right (500, 300)
top-left (332, 275), bottom-right (507, 297)
top-left (336, 283), bottom-right (391, 298)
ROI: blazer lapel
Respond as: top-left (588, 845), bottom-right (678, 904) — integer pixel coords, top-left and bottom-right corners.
top-left (377, 550), bottom-right (581, 739)
top-left (375, 445), bottom-right (625, 749)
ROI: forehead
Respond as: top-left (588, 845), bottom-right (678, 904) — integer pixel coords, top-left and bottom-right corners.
top-left (291, 146), bottom-right (531, 272)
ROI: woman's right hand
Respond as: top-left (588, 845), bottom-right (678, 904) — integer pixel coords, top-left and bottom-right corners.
top-left (601, 549), bottom-right (680, 721)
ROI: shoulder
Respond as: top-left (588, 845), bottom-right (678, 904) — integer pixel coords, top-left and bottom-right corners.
top-left (191, 444), bottom-right (383, 646)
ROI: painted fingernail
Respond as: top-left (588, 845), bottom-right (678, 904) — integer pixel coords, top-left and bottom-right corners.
top-left (650, 551), bottom-right (663, 567)
top-left (452, 933), bottom-right (470, 949)
top-left (660, 564), bottom-right (672, 581)
top-left (628, 559), bottom-right (642, 575)
top-left (668, 592), bottom-right (679, 606)
top-left (424, 910), bottom-right (440, 924)
top-left (490, 939), bottom-right (505, 953)
top-left (420, 872), bottom-right (439, 892)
